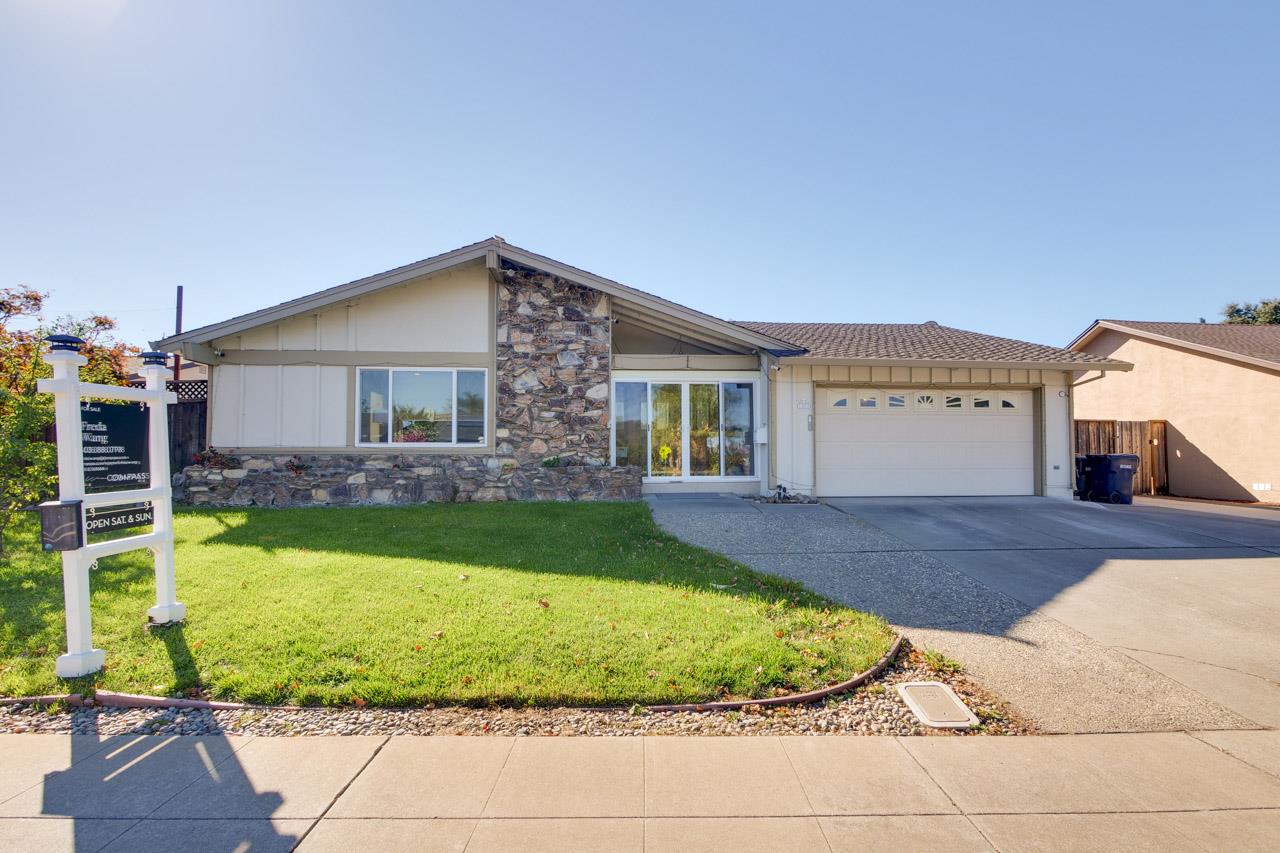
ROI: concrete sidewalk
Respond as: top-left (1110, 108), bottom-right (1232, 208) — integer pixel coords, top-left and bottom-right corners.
top-left (2, 732), bottom-right (1279, 851)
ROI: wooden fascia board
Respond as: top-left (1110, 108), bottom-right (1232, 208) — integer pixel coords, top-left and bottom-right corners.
top-left (777, 356), bottom-right (1134, 372)
top-left (152, 241), bottom-right (497, 349)
top-left (495, 244), bottom-right (795, 353)
top-left (611, 306), bottom-right (746, 355)
top-left (151, 237), bottom-right (797, 355)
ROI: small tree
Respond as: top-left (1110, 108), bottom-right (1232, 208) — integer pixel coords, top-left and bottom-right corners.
top-left (1222, 299), bottom-right (1280, 325)
top-left (0, 286), bottom-right (134, 553)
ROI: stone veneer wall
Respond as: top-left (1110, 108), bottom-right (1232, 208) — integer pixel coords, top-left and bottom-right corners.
top-left (495, 260), bottom-right (612, 464)
top-left (178, 455), bottom-right (640, 505)
top-left (178, 261), bottom-right (638, 506)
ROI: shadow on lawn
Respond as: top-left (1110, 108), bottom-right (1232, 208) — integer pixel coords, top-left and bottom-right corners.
top-left (191, 502), bottom-right (819, 600)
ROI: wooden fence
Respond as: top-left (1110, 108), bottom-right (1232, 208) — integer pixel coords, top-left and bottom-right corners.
top-left (167, 400), bottom-right (207, 471)
top-left (1073, 419), bottom-right (1168, 495)
top-left (130, 379), bottom-right (209, 470)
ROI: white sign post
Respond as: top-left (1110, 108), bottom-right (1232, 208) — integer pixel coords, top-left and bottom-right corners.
top-left (37, 338), bottom-right (185, 678)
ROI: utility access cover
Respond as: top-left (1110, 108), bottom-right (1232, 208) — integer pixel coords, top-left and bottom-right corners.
top-left (896, 681), bottom-right (979, 729)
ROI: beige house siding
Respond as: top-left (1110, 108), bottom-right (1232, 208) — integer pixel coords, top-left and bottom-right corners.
top-left (206, 262), bottom-right (494, 450)
top-left (1074, 329), bottom-right (1280, 501)
top-left (211, 261), bottom-right (490, 354)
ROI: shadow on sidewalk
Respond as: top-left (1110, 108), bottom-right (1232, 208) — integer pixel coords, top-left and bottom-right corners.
top-left (38, 627), bottom-right (296, 852)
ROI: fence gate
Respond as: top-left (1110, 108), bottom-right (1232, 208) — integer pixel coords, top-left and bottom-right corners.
top-left (1073, 419), bottom-right (1168, 495)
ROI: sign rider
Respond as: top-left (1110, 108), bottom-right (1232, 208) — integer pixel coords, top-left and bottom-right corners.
top-left (36, 336), bottom-right (185, 678)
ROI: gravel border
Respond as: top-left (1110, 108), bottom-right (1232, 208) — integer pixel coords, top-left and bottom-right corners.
top-left (0, 644), bottom-right (1035, 737)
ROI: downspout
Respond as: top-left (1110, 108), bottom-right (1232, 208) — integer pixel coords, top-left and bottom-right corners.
top-left (758, 351), bottom-right (772, 496)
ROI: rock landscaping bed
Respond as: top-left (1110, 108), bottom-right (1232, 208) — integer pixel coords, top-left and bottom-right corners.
top-left (0, 646), bottom-right (1034, 737)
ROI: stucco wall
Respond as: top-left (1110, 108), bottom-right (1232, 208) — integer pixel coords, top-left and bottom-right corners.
top-left (770, 364), bottom-right (1074, 498)
top-left (1074, 330), bottom-right (1279, 501)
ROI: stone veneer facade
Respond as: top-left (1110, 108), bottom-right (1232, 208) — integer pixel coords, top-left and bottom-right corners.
top-left (178, 262), bottom-right (641, 505)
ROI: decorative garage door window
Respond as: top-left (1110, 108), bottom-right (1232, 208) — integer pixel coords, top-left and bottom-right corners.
top-left (357, 367), bottom-right (487, 446)
top-left (613, 379), bottom-right (757, 479)
top-left (823, 389), bottom-right (1029, 416)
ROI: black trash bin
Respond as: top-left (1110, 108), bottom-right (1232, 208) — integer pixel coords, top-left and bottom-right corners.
top-left (1077, 453), bottom-right (1139, 504)
top-left (1073, 455), bottom-right (1090, 498)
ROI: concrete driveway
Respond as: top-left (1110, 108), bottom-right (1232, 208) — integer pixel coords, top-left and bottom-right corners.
top-left (648, 495), bottom-right (1280, 733)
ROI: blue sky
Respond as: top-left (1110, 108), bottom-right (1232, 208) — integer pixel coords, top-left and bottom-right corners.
top-left (3, 1), bottom-right (1277, 350)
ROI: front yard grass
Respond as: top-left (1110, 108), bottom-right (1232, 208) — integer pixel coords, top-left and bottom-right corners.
top-left (0, 503), bottom-right (894, 706)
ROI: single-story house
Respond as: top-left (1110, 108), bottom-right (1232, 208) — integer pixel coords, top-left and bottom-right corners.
top-left (152, 237), bottom-right (1128, 505)
top-left (1070, 320), bottom-right (1280, 502)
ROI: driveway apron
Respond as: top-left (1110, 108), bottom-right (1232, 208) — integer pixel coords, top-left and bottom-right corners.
top-left (648, 495), bottom-right (1280, 733)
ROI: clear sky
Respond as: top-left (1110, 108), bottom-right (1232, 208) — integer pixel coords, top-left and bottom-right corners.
top-left (3, 1), bottom-right (1277, 350)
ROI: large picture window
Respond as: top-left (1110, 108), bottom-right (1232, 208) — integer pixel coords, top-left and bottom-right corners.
top-left (613, 379), bottom-right (756, 479)
top-left (357, 368), bottom-right (487, 446)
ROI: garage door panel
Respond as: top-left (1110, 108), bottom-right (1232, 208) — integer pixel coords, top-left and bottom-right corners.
top-left (816, 387), bottom-right (1035, 497)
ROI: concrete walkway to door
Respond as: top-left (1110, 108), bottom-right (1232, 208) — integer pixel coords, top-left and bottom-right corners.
top-left (3, 731), bottom-right (1280, 851)
top-left (648, 494), bottom-right (1280, 733)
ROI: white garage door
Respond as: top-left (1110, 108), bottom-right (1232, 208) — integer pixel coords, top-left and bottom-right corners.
top-left (816, 388), bottom-right (1035, 497)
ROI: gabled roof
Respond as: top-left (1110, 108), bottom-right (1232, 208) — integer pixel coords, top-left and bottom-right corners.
top-left (1070, 320), bottom-right (1280, 372)
top-left (735, 321), bottom-right (1130, 370)
top-left (152, 237), bottom-right (796, 354)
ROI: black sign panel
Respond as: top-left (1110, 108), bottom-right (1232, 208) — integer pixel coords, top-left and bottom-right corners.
top-left (84, 502), bottom-right (154, 535)
top-left (81, 401), bottom-right (150, 494)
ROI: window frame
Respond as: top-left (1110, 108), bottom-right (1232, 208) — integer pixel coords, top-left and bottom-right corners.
top-left (825, 390), bottom-right (853, 412)
top-left (355, 366), bottom-right (489, 448)
top-left (610, 377), bottom-right (759, 482)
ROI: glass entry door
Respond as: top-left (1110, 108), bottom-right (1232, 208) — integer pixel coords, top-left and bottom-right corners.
top-left (648, 383), bottom-right (682, 477)
top-left (614, 380), bottom-right (755, 480)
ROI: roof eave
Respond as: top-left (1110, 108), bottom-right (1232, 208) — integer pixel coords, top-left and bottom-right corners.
top-left (495, 243), bottom-right (797, 353)
top-left (152, 238), bottom-right (794, 356)
top-left (775, 355), bottom-right (1133, 372)
top-left (1071, 320), bottom-right (1280, 374)
top-left (152, 238), bottom-right (499, 350)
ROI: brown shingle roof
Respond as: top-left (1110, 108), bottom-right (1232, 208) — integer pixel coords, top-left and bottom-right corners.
top-left (1087, 320), bottom-right (1280, 367)
top-left (734, 321), bottom-right (1123, 366)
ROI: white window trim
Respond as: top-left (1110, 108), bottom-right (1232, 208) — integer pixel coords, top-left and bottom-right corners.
top-left (355, 366), bottom-right (489, 448)
top-left (610, 377), bottom-right (760, 482)
top-left (914, 391), bottom-right (938, 412)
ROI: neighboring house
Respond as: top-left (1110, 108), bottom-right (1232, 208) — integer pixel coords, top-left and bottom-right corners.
top-left (152, 237), bottom-right (1127, 505)
top-left (1070, 320), bottom-right (1280, 502)
top-left (124, 355), bottom-right (208, 383)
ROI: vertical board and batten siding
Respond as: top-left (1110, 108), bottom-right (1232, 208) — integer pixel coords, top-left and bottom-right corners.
top-left (1073, 419), bottom-right (1169, 495)
top-left (210, 365), bottom-right (348, 448)
top-left (770, 364), bottom-right (1075, 498)
top-left (206, 263), bottom-right (491, 449)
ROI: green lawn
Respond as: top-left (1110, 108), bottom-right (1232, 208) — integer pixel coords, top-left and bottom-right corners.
top-left (0, 503), bottom-right (893, 707)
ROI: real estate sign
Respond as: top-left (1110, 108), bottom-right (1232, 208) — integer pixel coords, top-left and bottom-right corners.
top-left (36, 340), bottom-right (185, 678)
top-left (80, 401), bottom-right (150, 493)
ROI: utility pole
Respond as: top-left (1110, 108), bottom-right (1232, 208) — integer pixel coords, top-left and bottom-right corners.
top-left (172, 285), bottom-right (184, 383)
